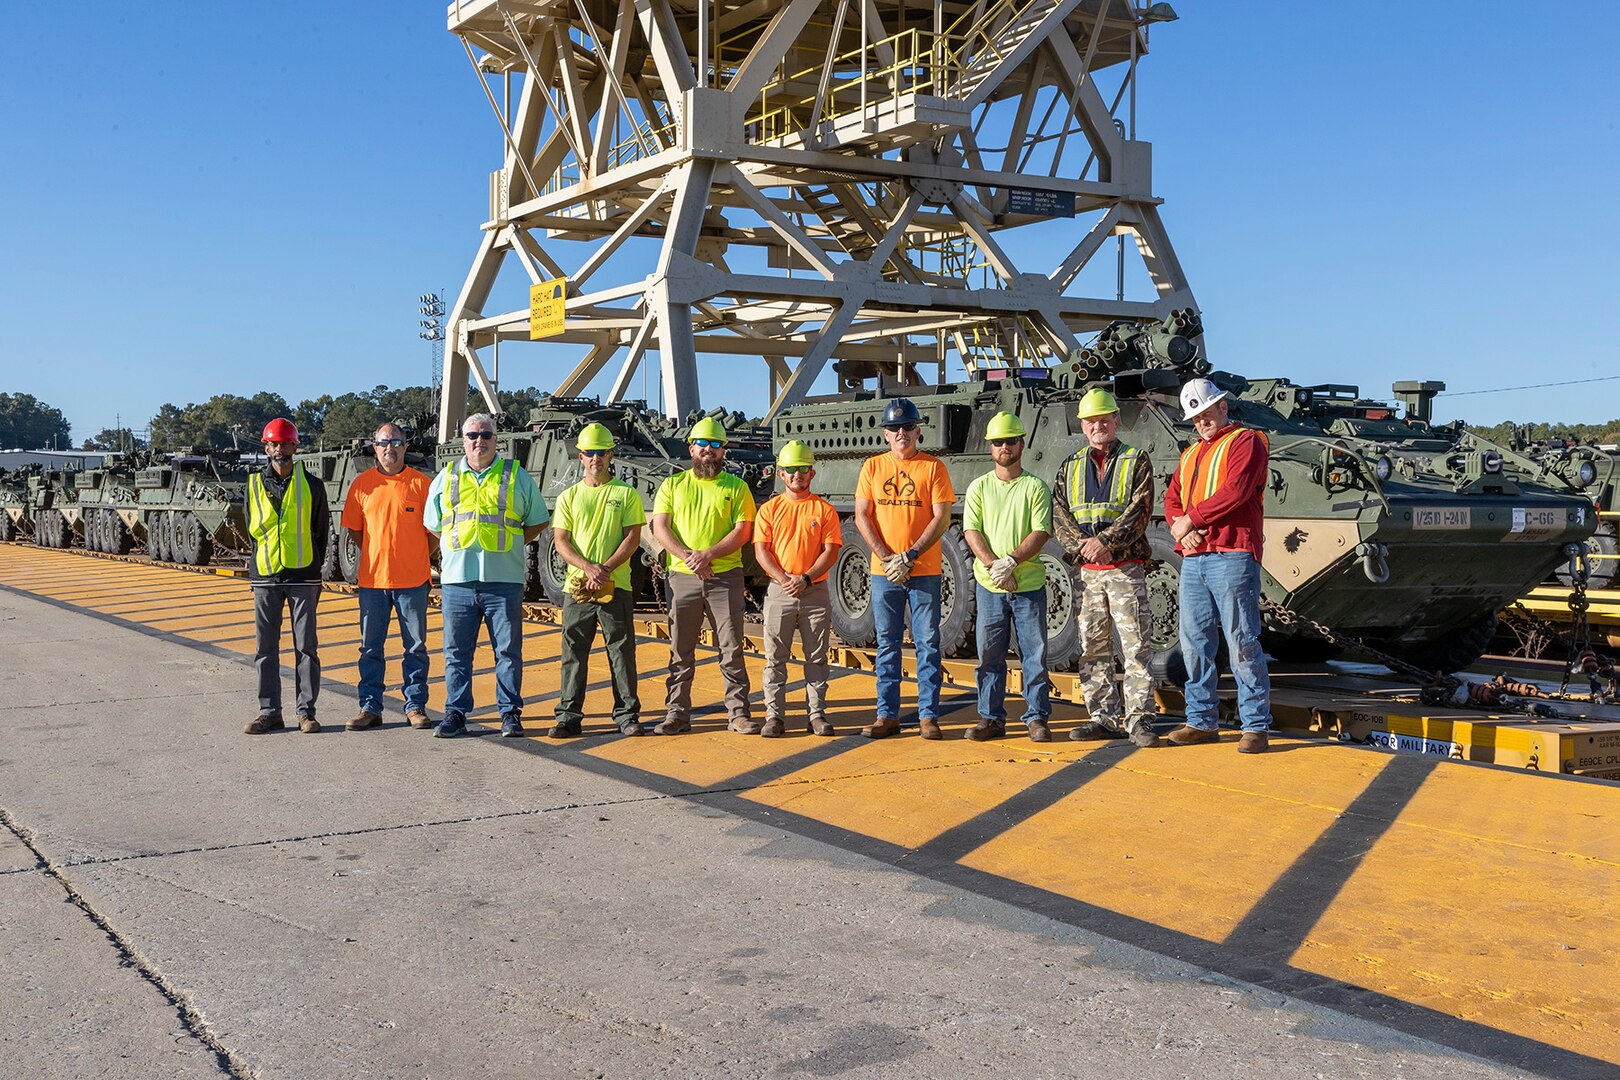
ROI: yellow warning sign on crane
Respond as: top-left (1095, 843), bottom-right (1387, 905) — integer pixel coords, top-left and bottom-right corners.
top-left (529, 278), bottom-right (566, 339)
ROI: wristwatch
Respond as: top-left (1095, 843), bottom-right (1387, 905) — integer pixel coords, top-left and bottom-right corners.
top-left (904, 547), bottom-right (919, 562)
top-left (800, 573), bottom-right (813, 588)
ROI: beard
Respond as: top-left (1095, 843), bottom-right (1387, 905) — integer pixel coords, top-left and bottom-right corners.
top-left (692, 460), bottom-right (721, 479)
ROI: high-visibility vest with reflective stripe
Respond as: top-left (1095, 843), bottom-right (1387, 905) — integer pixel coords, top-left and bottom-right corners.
top-left (1065, 444), bottom-right (1143, 536)
top-left (246, 465), bottom-right (315, 576)
top-left (1176, 426), bottom-right (1268, 511)
top-left (444, 459), bottom-right (524, 553)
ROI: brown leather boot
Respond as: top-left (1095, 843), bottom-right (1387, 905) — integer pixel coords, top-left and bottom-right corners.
top-left (346, 710), bottom-right (382, 731)
top-left (808, 717), bottom-right (837, 737)
top-left (1237, 731), bottom-right (1270, 754)
top-left (918, 717), bottom-right (943, 740)
top-left (861, 716), bottom-right (900, 739)
top-left (1026, 719), bottom-right (1051, 743)
top-left (760, 718), bottom-right (786, 738)
top-left (1165, 725), bottom-right (1219, 746)
top-left (965, 718), bottom-right (1006, 742)
top-left (405, 708), bottom-right (434, 729)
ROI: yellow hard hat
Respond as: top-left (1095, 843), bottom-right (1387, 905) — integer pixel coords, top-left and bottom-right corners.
top-left (577, 422), bottom-right (615, 451)
top-left (687, 416), bottom-right (728, 444)
top-left (777, 440), bottom-right (816, 468)
top-left (985, 412), bottom-right (1026, 441)
top-left (1076, 387), bottom-right (1120, 419)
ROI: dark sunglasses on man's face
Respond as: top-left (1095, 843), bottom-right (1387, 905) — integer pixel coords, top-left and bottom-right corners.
top-left (989, 438), bottom-right (1023, 448)
top-left (884, 424), bottom-right (917, 433)
top-left (690, 438), bottom-right (725, 449)
top-left (780, 465), bottom-right (812, 475)
top-left (464, 431), bottom-right (495, 441)
top-left (374, 438), bottom-right (406, 448)
top-left (580, 449), bottom-right (609, 458)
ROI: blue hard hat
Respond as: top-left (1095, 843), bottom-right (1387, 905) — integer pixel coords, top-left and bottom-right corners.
top-left (880, 398), bottom-right (921, 426)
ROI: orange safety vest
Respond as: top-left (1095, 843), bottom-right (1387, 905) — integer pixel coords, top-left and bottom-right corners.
top-left (1176, 427), bottom-right (1268, 511)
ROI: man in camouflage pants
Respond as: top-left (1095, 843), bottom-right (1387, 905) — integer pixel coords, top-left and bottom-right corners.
top-left (1052, 388), bottom-right (1160, 747)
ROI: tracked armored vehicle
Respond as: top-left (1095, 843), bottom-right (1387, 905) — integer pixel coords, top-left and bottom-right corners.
top-left (774, 311), bottom-right (1598, 675)
top-left (435, 398), bottom-right (776, 605)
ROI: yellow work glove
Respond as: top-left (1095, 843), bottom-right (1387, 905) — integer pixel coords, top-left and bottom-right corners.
top-left (883, 552), bottom-right (913, 584)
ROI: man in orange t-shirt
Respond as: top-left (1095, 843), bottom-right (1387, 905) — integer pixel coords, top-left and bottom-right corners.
top-left (853, 398), bottom-right (956, 740)
top-left (340, 422), bottom-right (435, 731)
top-left (754, 440), bottom-right (842, 738)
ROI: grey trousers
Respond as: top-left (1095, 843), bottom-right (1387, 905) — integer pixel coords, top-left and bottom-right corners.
top-left (665, 567), bottom-right (750, 722)
top-left (762, 580), bottom-right (831, 724)
top-left (254, 583), bottom-right (321, 718)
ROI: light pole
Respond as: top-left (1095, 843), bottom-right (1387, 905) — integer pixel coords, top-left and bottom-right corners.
top-left (419, 293), bottom-right (446, 418)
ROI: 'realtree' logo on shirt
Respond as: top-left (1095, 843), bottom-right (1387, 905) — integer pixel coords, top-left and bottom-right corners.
top-left (881, 472), bottom-right (920, 506)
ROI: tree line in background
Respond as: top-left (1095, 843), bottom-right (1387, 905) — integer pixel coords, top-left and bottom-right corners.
top-left (0, 386), bottom-right (551, 453)
top-left (7, 385), bottom-right (1620, 455)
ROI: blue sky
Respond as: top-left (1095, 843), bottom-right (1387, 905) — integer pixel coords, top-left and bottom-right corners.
top-left (3, 3), bottom-right (1617, 441)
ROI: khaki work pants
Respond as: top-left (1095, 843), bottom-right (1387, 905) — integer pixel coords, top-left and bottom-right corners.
top-left (761, 579), bottom-right (831, 725)
top-left (665, 567), bottom-right (751, 722)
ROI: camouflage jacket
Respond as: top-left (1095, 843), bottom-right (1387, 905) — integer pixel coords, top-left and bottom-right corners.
top-left (1051, 443), bottom-right (1154, 565)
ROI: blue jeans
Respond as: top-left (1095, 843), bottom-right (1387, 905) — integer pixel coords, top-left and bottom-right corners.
top-left (974, 584), bottom-right (1050, 725)
top-left (441, 581), bottom-right (524, 721)
top-left (1178, 552), bottom-right (1272, 732)
top-left (871, 574), bottom-right (942, 721)
top-left (357, 584), bottom-right (430, 715)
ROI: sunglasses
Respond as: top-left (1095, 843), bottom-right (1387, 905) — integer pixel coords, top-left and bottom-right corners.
top-left (374, 438), bottom-right (406, 448)
top-left (690, 438), bottom-right (725, 448)
top-left (884, 424), bottom-right (918, 433)
top-left (989, 438), bottom-right (1023, 448)
top-left (780, 465), bottom-right (812, 475)
top-left (580, 449), bottom-right (609, 458)
top-left (464, 431), bottom-right (495, 441)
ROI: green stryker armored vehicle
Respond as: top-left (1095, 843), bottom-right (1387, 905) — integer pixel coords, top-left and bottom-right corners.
top-left (1504, 430), bottom-right (1620, 589)
top-left (770, 310), bottom-right (1598, 675)
top-left (133, 449), bottom-right (253, 565)
top-left (29, 463), bottom-right (82, 549)
top-left (0, 465), bottom-right (40, 543)
top-left (433, 398), bottom-right (777, 605)
top-left (71, 451), bottom-right (152, 554)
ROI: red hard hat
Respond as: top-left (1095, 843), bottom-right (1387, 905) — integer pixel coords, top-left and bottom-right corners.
top-left (261, 418), bottom-right (299, 445)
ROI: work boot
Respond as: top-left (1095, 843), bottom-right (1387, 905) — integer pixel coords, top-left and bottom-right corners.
top-left (965, 718), bottom-right (1006, 742)
top-left (861, 716), bottom-right (900, 739)
top-left (760, 718), bottom-right (786, 738)
top-left (1237, 731), bottom-right (1270, 755)
top-left (298, 715), bottom-right (321, 734)
top-left (347, 710), bottom-right (382, 732)
top-left (728, 716), bottom-right (763, 735)
top-left (549, 718), bottom-right (583, 738)
top-left (435, 713), bottom-right (467, 739)
top-left (244, 714), bottom-right (284, 735)
top-left (405, 708), bottom-right (434, 729)
top-left (808, 717), bottom-right (837, 737)
top-left (1069, 721), bottom-right (1126, 741)
top-left (918, 717), bottom-right (943, 740)
top-left (501, 715), bottom-right (525, 738)
top-left (1127, 719), bottom-right (1161, 748)
top-left (618, 719), bottom-right (645, 737)
top-left (654, 716), bottom-right (691, 735)
top-left (1026, 719), bottom-right (1052, 743)
top-left (1165, 725), bottom-right (1219, 746)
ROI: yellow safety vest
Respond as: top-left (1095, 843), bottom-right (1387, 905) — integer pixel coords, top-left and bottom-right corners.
top-left (444, 459), bottom-right (524, 553)
top-left (1065, 444), bottom-right (1143, 535)
top-left (246, 465), bottom-right (315, 575)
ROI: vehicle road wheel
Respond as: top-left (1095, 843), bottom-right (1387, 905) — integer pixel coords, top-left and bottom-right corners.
top-left (109, 512), bottom-right (133, 555)
top-left (192, 520), bottom-right (213, 566)
top-left (337, 525), bottom-right (361, 585)
top-left (95, 510), bottom-right (110, 552)
top-left (322, 523), bottom-right (341, 581)
top-left (1029, 543), bottom-right (1081, 672)
top-left (158, 511), bottom-right (177, 563)
top-left (1383, 614), bottom-right (1498, 676)
top-left (936, 523), bottom-right (977, 659)
top-left (1144, 522), bottom-right (1187, 684)
top-left (530, 530), bottom-right (568, 605)
top-left (0, 512), bottom-right (13, 542)
top-left (827, 518), bottom-right (875, 647)
top-left (144, 514), bottom-right (162, 560)
top-left (85, 510), bottom-right (100, 552)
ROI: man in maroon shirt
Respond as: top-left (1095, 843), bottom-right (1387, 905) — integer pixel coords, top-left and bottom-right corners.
top-left (1162, 378), bottom-right (1274, 753)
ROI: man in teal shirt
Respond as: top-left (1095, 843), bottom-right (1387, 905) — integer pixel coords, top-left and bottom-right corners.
top-left (962, 412), bottom-right (1053, 742)
top-left (424, 413), bottom-right (550, 738)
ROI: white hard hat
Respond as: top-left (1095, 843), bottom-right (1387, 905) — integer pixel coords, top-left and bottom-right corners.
top-left (1179, 378), bottom-right (1228, 421)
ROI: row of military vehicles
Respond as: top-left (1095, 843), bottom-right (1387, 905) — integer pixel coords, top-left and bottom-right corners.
top-left (2, 311), bottom-right (1610, 677)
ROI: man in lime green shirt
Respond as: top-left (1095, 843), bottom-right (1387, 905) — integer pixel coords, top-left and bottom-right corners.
top-left (550, 423), bottom-right (647, 738)
top-left (649, 417), bottom-right (756, 734)
top-left (962, 412), bottom-right (1054, 742)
